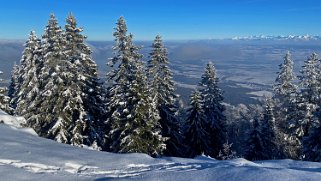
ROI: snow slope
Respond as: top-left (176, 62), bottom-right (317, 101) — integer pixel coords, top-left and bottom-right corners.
top-left (1, 113), bottom-right (321, 180)
top-left (0, 109), bottom-right (37, 136)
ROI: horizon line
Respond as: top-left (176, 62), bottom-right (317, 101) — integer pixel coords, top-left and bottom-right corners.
top-left (1, 34), bottom-right (321, 43)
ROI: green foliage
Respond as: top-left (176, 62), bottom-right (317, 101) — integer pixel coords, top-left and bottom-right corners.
top-left (183, 91), bottom-right (206, 157)
top-left (9, 14), bottom-right (103, 149)
top-left (147, 35), bottom-right (182, 157)
top-left (0, 71), bottom-right (10, 113)
top-left (199, 62), bottom-right (226, 158)
top-left (106, 17), bottom-right (165, 156)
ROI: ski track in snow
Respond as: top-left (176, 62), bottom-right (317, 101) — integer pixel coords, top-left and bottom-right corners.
top-left (2, 157), bottom-right (321, 180)
top-left (0, 159), bottom-right (60, 173)
top-left (0, 158), bottom-right (213, 178)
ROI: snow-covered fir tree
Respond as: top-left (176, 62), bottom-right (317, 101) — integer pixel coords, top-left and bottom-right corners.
top-left (106, 17), bottom-right (165, 156)
top-left (285, 88), bottom-right (306, 159)
top-left (20, 13), bottom-right (104, 147)
top-left (273, 52), bottom-right (297, 130)
top-left (260, 99), bottom-right (283, 159)
top-left (303, 53), bottom-right (321, 162)
top-left (304, 125), bottom-right (321, 162)
top-left (282, 93), bottom-right (305, 159)
top-left (146, 35), bottom-right (182, 157)
top-left (64, 13), bottom-right (104, 147)
top-left (12, 31), bottom-right (42, 119)
top-left (225, 103), bottom-right (263, 156)
top-left (244, 118), bottom-right (265, 161)
top-left (7, 63), bottom-right (19, 111)
top-left (32, 14), bottom-right (72, 142)
top-left (8, 13), bottom-right (104, 148)
top-left (273, 52), bottom-right (301, 159)
top-left (183, 90), bottom-right (208, 158)
top-left (199, 62), bottom-right (226, 158)
top-left (280, 53), bottom-right (321, 160)
top-left (0, 71), bottom-right (10, 113)
top-left (296, 53), bottom-right (320, 137)
top-left (273, 52), bottom-right (297, 108)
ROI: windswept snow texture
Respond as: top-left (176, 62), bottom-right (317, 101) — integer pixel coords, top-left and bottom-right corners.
top-left (1, 116), bottom-right (321, 180)
top-left (0, 110), bottom-right (37, 136)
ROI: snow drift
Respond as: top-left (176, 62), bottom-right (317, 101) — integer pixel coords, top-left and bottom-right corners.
top-left (1, 112), bottom-right (321, 180)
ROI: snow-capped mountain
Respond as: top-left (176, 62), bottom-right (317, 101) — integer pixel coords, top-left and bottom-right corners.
top-left (232, 35), bottom-right (321, 41)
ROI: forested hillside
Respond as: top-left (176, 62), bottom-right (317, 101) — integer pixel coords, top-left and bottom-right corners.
top-left (1, 14), bottom-right (321, 162)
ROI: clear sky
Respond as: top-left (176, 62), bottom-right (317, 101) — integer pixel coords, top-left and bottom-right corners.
top-left (0, 0), bottom-right (320, 40)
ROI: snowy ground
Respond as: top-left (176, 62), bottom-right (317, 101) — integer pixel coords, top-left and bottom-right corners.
top-left (1, 112), bottom-right (321, 180)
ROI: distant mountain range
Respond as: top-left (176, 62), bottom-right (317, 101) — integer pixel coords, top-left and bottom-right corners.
top-left (231, 35), bottom-right (321, 41)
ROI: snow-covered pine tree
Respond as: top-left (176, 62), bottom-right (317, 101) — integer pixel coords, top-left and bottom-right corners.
top-left (106, 17), bottom-right (165, 156)
top-left (273, 52), bottom-right (297, 129)
top-left (12, 31), bottom-right (42, 119)
top-left (303, 125), bottom-right (321, 161)
top-left (0, 71), bottom-right (10, 113)
top-left (225, 103), bottom-right (264, 156)
top-left (272, 52), bottom-right (301, 159)
top-left (104, 16), bottom-right (130, 151)
top-left (282, 53), bottom-right (321, 159)
top-left (146, 35), bottom-right (182, 157)
top-left (296, 53), bottom-right (320, 137)
top-left (286, 97), bottom-right (305, 159)
top-left (32, 14), bottom-right (73, 143)
top-left (121, 37), bottom-right (165, 156)
top-left (199, 62), bottom-right (226, 158)
top-left (64, 13), bottom-right (104, 147)
top-left (20, 45), bottom-right (43, 132)
top-left (244, 118), bottom-right (265, 161)
top-left (273, 52), bottom-right (297, 108)
top-left (8, 63), bottom-right (19, 111)
top-left (304, 53), bottom-right (321, 162)
top-left (182, 90), bottom-right (207, 158)
top-left (260, 99), bottom-right (283, 159)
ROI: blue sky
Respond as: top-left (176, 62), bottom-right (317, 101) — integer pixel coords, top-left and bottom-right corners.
top-left (0, 0), bottom-right (320, 40)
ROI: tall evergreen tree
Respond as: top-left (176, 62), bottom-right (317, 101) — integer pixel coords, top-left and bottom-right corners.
top-left (285, 92), bottom-right (305, 159)
top-left (0, 71), bottom-right (10, 113)
top-left (297, 53), bottom-right (320, 137)
top-left (24, 13), bottom-right (103, 147)
top-left (199, 62), bottom-right (226, 158)
top-left (106, 17), bottom-right (165, 156)
top-left (304, 125), bottom-right (321, 162)
top-left (260, 99), bottom-right (282, 159)
top-left (32, 14), bottom-right (73, 143)
top-left (273, 52), bottom-right (301, 159)
top-left (13, 31), bottom-right (42, 118)
top-left (304, 53), bottom-right (321, 162)
top-left (183, 90), bottom-right (208, 158)
top-left (8, 63), bottom-right (19, 111)
top-left (273, 52), bottom-right (297, 129)
top-left (64, 13), bottom-right (104, 147)
top-left (273, 52), bottom-right (297, 107)
top-left (146, 35), bottom-right (182, 156)
top-left (244, 118), bottom-right (265, 161)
